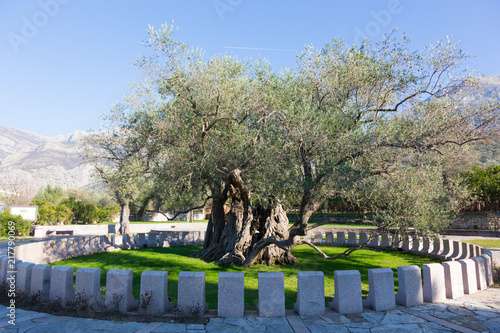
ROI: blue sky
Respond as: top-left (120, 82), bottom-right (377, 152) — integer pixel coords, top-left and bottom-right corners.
top-left (1, 0), bottom-right (499, 137)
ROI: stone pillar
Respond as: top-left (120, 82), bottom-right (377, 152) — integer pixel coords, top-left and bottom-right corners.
top-left (459, 259), bottom-right (478, 295)
top-left (421, 238), bottom-right (431, 254)
top-left (49, 266), bottom-right (74, 306)
top-left (30, 264), bottom-right (52, 300)
top-left (481, 254), bottom-right (494, 286)
top-left (147, 232), bottom-right (158, 248)
top-left (423, 263), bottom-right (446, 303)
top-left (409, 237), bottom-right (421, 253)
top-left (346, 232), bottom-right (357, 246)
top-left (363, 268), bottom-right (395, 311)
top-left (258, 272), bottom-right (285, 317)
top-left (16, 262), bottom-right (34, 294)
top-left (106, 269), bottom-right (138, 313)
top-left (459, 242), bottom-right (470, 260)
top-left (430, 238), bottom-right (442, 257)
top-left (336, 232), bottom-right (346, 245)
top-left (136, 233), bottom-right (147, 248)
top-left (177, 271), bottom-right (208, 316)
top-left (329, 270), bottom-right (362, 314)
top-left (76, 267), bottom-right (105, 306)
top-left (313, 231), bottom-right (323, 245)
top-left (443, 261), bottom-right (464, 299)
top-left (368, 233), bottom-right (379, 248)
top-left (396, 266), bottom-right (423, 307)
top-left (218, 272), bottom-right (244, 318)
top-left (380, 233), bottom-right (391, 247)
top-left (402, 236), bottom-right (411, 251)
top-left (472, 256), bottom-right (487, 291)
top-left (440, 239), bottom-right (453, 259)
top-left (294, 271), bottom-right (325, 316)
top-left (324, 232), bottom-right (334, 245)
top-left (140, 271), bottom-right (172, 316)
top-left (358, 232), bottom-right (368, 245)
top-left (450, 241), bottom-right (462, 260)
top-left (159, 232), bottom-right (169, 247)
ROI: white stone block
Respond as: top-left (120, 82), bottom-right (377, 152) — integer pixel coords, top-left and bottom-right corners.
top-left (423, 263), bottom-right (446, 303)
top-left (421, 238), bottom-right (431, 253)
top-left (472, 256), bottom-right (487, 291)
top-left (218, 272), bottom-right (244, 318)
top-left (140, 271), bottom-right (172, 315)
top-left (313, 231), bottom-right (323, 245)
top-left (50, 266), bottom-right (74, 306)
top-left (136, 233), bottom-right (147, 248)
top-left (442, 261), bottom-right (464, 299)
top-left (363, 268), bottom-right (395, 311)
top-left (358, 232), bottom-right (368, 245)
top-left (147, 232), bottom-right (158, 247)
top-left (459, 259), bottom-right (478, 295)
top-left (324, 232), bottom-right (334, 245)
top-left (396, 265), bottom-right (423, 307)
top-left (459, 242), bottom-right (470, 260)
top-left (329, 270), bottom-right (362, 314)
top-left (178, 271), bottom-right (208, 316)
top-left (441, 239), bottom-right (453, 259)
top-left (450, 241), bottom-right (462, 260)
top-left (346, 232), bottom-right (357, 246)
top-left (76, 267), bottom-right (105, 306)
top-left (430, 238), bottom-right (442, 256)
top-left (409, 237), bottom-right (421, 253)
top-left (368, 233), bottom-right (379, 248)
top-left (380, 233), bottom-right (391, 247)
top-left (481, 254), bottom-right (494, 286)
top-left (336, 232), bottom-right (345, 245)
top-left (159, 232), bottom-right (169, 247)
top-left (294, 271), bottom-right (325, 316)
top-left (106, 269), bottom-right (138, 312)
top-left (16, 262), bottom-right (34, 294)
top-left (30, 264), bottom-right (52, 300)
top-left (258, 272), bottom-right (285, 317)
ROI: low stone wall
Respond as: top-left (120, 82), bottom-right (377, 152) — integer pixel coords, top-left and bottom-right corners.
top-left (32, 222), bottom-right (208, 237)
top-left (449, 213), bottom-right (500, 230)
top-left (3, 230), bottom-right (495, 318)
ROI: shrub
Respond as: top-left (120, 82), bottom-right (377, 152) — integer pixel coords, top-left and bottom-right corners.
top-left (0, 211), bottom-right (31, 237)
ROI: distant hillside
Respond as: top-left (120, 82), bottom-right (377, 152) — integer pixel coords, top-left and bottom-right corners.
top-left (0, 128), bottom-right (96, 192)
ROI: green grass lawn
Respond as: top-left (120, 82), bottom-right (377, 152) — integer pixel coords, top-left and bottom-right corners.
top-left (465, 239), bottom-right (500, 248)
top-left (50, 245), bottom-right (440, 310)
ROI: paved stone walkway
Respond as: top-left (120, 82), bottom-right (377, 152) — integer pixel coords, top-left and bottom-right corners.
top-left (0, 288), bottom-right (498, 332)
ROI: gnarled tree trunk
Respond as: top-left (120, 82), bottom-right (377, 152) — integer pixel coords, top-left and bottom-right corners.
top-left (195, 169), bottom-right (299, 266)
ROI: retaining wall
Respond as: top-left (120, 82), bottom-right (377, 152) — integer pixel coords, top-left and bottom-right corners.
top-left (5, 230), bottom-right (495, 318)
top-left (32, 222), bottom-right (208, 237)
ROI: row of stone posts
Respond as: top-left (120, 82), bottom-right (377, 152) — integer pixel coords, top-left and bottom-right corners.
top-left (14, 231), bottom-right (206, 264)
top-left (304, 231), bottom-right (483, 261)
top-left (3, 232), bottom-right (494, 318)
top-left (0, 252), bottom-right (493, 317)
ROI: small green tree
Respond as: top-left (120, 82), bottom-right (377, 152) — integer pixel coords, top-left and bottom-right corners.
top-left (0, 210), bottom-right (31, 237)
top-left (463, 165), bottom-right (500, 211)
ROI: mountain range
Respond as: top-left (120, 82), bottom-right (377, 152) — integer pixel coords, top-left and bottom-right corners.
top-left (0, 127), bottom-right (96, 193)
top-left (0, 75), bottom-right (499, 195)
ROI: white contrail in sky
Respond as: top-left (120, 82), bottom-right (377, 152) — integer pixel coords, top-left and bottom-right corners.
top-left (223, 46), bottom-right (296, 52)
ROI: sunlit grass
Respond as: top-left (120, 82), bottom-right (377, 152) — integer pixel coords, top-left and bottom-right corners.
top-left (465, 239), bottom-right (500, 249)
top-left (51, 245), bottom-right (440, 310)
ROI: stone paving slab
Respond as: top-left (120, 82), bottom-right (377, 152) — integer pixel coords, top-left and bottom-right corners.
top-left (0, 288), bottom-right (498, 333)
